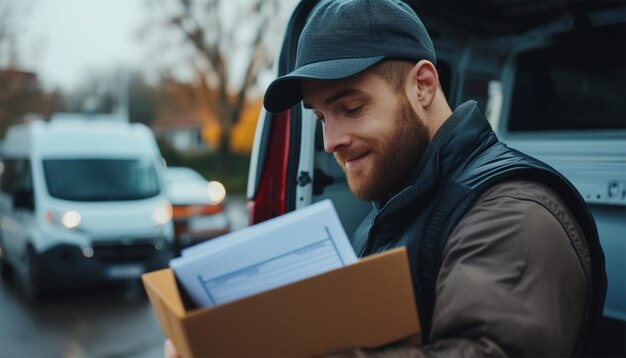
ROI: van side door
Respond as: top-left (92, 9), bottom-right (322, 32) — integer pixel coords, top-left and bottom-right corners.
top-left (0, 158), bottom-right (36, 261)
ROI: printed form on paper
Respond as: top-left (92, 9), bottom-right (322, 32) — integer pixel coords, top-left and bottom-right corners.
top-left (170, 200), bottom-right (357, 308)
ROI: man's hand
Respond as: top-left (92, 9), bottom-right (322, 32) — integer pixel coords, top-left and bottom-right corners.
top-left (164, 339), bottom-right (180, 358)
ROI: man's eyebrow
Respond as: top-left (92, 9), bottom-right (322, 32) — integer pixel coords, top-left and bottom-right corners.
top-left (323, 88), bottom-right (364, 106)
top-left (303, 88), bottom-right (365, 110)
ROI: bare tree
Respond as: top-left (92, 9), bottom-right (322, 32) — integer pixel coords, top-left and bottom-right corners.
top-left (0, 0), bottom-right (16, 66)
top-left (0, 0), bottom-right (32, 68)
top-left (150, 0), bottom-right (288, 170)
top-left (0, 0), bottom-right (48, 137)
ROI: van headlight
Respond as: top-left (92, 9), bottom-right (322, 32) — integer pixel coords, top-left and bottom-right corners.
top-left (152, 204), bottom-right (173, 225)
top-left (207, 181), bottom-right (226, 204)
top-left (61, 211), bottom-right (82, 229)
top-left (45, 210), bottom-right (82, 229)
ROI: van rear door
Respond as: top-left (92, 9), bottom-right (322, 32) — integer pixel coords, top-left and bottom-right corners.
top-left (247, 0), bottom-right (320, 224)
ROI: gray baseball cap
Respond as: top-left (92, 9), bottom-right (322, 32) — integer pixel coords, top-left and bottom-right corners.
top-left (263, 0), bottom-right (436, 114)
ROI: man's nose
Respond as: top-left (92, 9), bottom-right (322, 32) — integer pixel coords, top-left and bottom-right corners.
top-left (323, 119), bottom-right (351, 153)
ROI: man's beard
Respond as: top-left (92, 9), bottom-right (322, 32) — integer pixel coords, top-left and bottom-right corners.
top-left (336, 95), bottom-right (430, 203)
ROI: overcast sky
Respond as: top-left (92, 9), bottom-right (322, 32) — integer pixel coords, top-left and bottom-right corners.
top-left (18, 0), bottom-right (145, 91)
top-left (13, 0), bottom-right (299, 93)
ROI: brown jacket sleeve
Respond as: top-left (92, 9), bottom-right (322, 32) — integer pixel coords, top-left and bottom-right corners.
top-left (340, 180), bottom-right (589, 358)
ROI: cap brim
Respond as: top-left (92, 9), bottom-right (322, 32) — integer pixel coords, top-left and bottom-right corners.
top-left (263, 56), bottom-right (385, 114)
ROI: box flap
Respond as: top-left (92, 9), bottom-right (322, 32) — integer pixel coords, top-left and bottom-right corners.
top-left (142, 269), bottom-right (186, 317)
top-left (143, 269), bottom-right (197, 357)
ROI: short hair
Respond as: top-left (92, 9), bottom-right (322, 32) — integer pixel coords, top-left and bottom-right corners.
top-left (371, 59), bottom-right (445, 96)
top-left (370, 60), bottom-right (416, 93)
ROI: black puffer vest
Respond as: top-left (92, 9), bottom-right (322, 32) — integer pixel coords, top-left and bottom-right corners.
top-left (351, 101), bottom-right (606, 354)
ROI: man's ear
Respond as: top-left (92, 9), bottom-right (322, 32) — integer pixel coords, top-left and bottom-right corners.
top-left (408, 60), bottom-right (438, 108)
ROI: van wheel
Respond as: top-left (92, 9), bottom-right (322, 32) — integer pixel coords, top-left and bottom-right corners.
top-left (20, 248), bottom-right (41, 300)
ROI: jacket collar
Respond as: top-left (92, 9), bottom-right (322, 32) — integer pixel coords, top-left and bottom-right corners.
top-left (374, 100), bottom-right (494, 219)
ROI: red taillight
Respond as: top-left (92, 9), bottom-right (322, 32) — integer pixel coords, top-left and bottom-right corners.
top-left (172, 204), bottom-right (223, 219)
top-left (249, 111), bottom-right (291, 225)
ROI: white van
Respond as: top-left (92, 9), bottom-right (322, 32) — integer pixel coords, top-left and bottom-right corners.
top-left (0, 119), bottom-right (174, 298)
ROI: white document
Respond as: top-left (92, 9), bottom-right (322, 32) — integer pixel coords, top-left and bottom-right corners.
top-left (170, 199), bottom-right (357, 308)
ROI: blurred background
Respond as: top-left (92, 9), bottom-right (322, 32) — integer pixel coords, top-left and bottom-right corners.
top-left (1, 0), bottom-right (625, 357)
top-left (0, 0), bottom-right (296, 357)
top-left (0, 0), bottom-right (298, 192)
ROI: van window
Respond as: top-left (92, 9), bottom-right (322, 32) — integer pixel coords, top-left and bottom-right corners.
top-left (43, 159), bottom-right (160, 201)
top-left (0, 160), bottom-right (15, 194)
top-left (508, 23), bottom-right (625, 132)
top-left (1, 159), bottom-right (33, 194)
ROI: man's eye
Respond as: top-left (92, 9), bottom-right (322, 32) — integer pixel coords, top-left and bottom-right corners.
top-left (345, 105), bottom-right (363, 115)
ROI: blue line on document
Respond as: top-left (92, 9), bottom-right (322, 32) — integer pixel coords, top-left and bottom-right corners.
top-left (295, 239), bottom-right (328, 254)
top-left (198, 274), bottom-right (216, 306)
top-left (325, 225), bottom-right (344, 265)
top-left (201, 236), bottom-right (333, 285)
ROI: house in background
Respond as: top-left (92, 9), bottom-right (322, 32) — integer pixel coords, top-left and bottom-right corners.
top-left (151, 97), bottom-right (263, 155)
top-left (151, 113), bottom-right (210, 153)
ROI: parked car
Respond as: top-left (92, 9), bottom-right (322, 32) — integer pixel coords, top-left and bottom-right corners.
top-left (165, 166), bottom-right (230, 251)
top-left (0, 119), bottom-right (174, 298)
top-left (247, 0), bottom-right (625, 355)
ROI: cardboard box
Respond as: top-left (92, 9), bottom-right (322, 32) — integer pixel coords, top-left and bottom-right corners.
top-left (142, 247), bottom-right (421, 357)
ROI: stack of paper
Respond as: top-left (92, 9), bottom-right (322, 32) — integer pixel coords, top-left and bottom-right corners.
top-left (170, 199), bottom-right (357, 308)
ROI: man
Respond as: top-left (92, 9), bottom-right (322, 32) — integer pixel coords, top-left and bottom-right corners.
top-left (263, 0), bottom-right (606, 356)
top-left (166, 0), bottom-right (606, 356)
